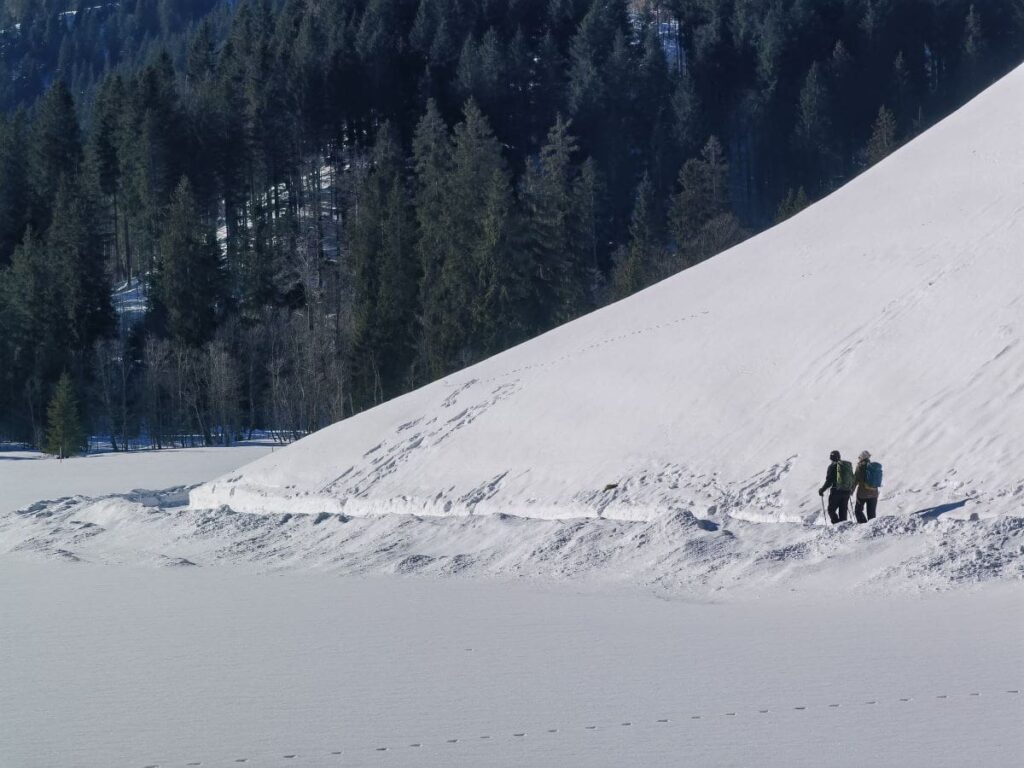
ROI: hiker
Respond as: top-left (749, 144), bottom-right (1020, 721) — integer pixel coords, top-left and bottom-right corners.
top-left (853, 450), bottom-right (881, 523)
top-left (818, 450), bottom-right (854, 524)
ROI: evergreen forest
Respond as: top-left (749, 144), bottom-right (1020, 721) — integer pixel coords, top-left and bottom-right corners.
top-left (0, 0), bottom-right (1021, 450)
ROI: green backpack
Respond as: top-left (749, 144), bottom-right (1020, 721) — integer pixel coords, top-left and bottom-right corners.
top-left (835, 460), bottom-right (855, 490)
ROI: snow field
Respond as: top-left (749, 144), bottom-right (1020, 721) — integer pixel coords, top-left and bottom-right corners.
top-left (1, 560), bottom-right (1021, 768)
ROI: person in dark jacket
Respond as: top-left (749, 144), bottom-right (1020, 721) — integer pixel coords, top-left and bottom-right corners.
top-left (853, 450), bottom-right (879, 523)
top-left (819, 450), bottom-right (854, 524)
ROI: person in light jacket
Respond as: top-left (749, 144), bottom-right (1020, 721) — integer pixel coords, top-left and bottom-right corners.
top-left (852, 450), bottom-right (879, 523)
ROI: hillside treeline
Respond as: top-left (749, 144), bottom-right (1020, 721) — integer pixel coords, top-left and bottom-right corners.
top-left (0, 0), bottom-right (1020, 450)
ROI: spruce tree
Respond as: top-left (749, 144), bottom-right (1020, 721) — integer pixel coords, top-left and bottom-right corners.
top-left (412, 100), bottom-right (453, 380)
top-left (44, 372), bottom-right (86, 458)
top-left (866, 106), bottom-right (898, 167)
top-left (28, 81), bottom-right (82, 233)
top-left (151, 177), bottom-right (223, 347)
top-left (959, 5), bottom-right (986, 97)
top-left (613, 174), bottom-right (658, 299)
top-left (0, 111), bottom-right (29, 264)
top-left (669, 137), bottom-right (741, 268)
top-left (349, 123), bottom-right (417, 409)
top-left (46, 174), bottom-right (116, 351)
top-left (523, 116), bottom-right (582, 326)
top-left (794, 62), bottom-right (834, 191)
top-left (775, 187), bottom-right (810, 224)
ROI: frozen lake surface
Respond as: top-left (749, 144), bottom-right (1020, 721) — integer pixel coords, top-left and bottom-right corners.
top-left (2, 560), bottom-right (1021, 767)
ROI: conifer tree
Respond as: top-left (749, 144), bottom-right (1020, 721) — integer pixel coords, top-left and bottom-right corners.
top-left (0, 111), bottom-right (29, 264)
top-left (44, 372), bottom-right (86, 458)
top-left (669, 137), bottom-right (741, 268)
top-left (28, 81), bottom-right (82, 233)
top-left (412, 100), bottom-right (453, 380)
top-left (959, 5), bottom-right (986, 96)
top-left (794, 62), bottom-right (834, 191)
top-left (613, 174), bottom-right (658, 299)
top-left (46, 174), bottom-right (116, 351)
top-left (866, 106), bottom-right (898, 166)
top-left (151, 177), bottom-right (223, 347)
top-left (349, 123), bottom-right (417, 409)
top-left (523, 116), bottom-right (582, 325)
top-left (775, 187), bottom-right (810, 224)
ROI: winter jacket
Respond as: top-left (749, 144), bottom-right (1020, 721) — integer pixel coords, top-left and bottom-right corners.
top-left (854, 459), bottom-right (880, 499)
top-left (820, 460), bottom-right (855, 493)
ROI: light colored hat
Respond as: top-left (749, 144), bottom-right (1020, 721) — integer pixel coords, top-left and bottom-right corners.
top-left (859, 450), bottom-right (871, 460)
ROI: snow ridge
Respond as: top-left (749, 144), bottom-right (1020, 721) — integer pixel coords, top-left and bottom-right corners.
top-left (4, 489), bottom-right (1023, 595)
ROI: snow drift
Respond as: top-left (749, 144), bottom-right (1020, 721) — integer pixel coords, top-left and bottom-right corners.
top-left (191, 65), bottom-right (1024, 523)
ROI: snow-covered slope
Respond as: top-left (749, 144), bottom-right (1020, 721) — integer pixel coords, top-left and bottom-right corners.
top-left (192, 66), bottom-right (1024, 523)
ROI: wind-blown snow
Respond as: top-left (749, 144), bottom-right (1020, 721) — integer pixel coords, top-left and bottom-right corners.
top-left (192, 66), bottom-right (1024, 523)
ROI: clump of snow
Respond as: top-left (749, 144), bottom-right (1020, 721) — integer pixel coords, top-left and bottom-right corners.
top-left (190, 65), bottom-right (1024, 524)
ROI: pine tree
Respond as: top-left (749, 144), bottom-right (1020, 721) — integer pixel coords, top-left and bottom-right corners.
top-left (669, 136), bottom-right (728, 244)
top-left (44, 372), bottom-right (86, 458)
top-left (28, 81), bottom-right (82, 233)
top-left (472, 166), bottom-right (524, 357)
top-left (959, 5), bottom-right (986, 97)
top-left (613, 174), bottom-right (658, 299)
top-left (669, 137), bottom-right (741, 268)
top-left (46, 174), bottom-right (116, 351)
top-left (794, 62), bottom-right (834, 191)
top-left (523, 116), bottom-right (584, 326)
top-left (865, 105), bottom-right (898, 167)
top-left (441, 99), bottom-right (512, 368)
top-left (670, 67), bottom-right (702, 162)
top-left (87, 74), bottom-right (127, 280)
top-left (412, 100), bottom-right (453, 379)
top-left (151, 177), bottom-right (223, 347)
top-left (775, 187), bottom-right (810, 224)
top-left (349, 123), bottom-right (417, 409)
top-left (0, 111), bottom-right (29, 264)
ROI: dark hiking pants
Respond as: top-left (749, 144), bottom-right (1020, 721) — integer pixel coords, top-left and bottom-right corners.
top-left (855, 497), bottom-right (878, 524)
top-left (827, 489), bottom-right (851, 524)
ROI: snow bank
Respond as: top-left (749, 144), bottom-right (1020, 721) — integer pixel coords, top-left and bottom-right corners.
top-left (191, 65), bottom-right (1024, 523)
top-left (5, 489), bottom-right (1022, 593)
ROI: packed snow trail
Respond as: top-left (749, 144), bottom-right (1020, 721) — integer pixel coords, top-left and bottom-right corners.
top-left (191, 65), bottom-right (1024, 523)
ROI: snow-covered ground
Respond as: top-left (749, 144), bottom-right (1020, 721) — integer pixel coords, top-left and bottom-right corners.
top-left (190, 64), bottom-right (1024, 524)
top-left (2, 559), bottom-right (1021, 768)
top-left (0, 444), bottom-right (274, 517)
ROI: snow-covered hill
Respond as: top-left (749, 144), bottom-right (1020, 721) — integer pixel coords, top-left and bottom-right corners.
top-left (191, 65), bottom-right (1024, 524)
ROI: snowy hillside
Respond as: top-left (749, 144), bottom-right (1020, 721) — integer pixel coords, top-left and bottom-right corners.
top-left (191, 65), bottom-right (1024, 524)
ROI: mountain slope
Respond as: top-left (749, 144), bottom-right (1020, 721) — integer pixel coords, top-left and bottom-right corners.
top-left (191, 65), bottom-right (1024, 523)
